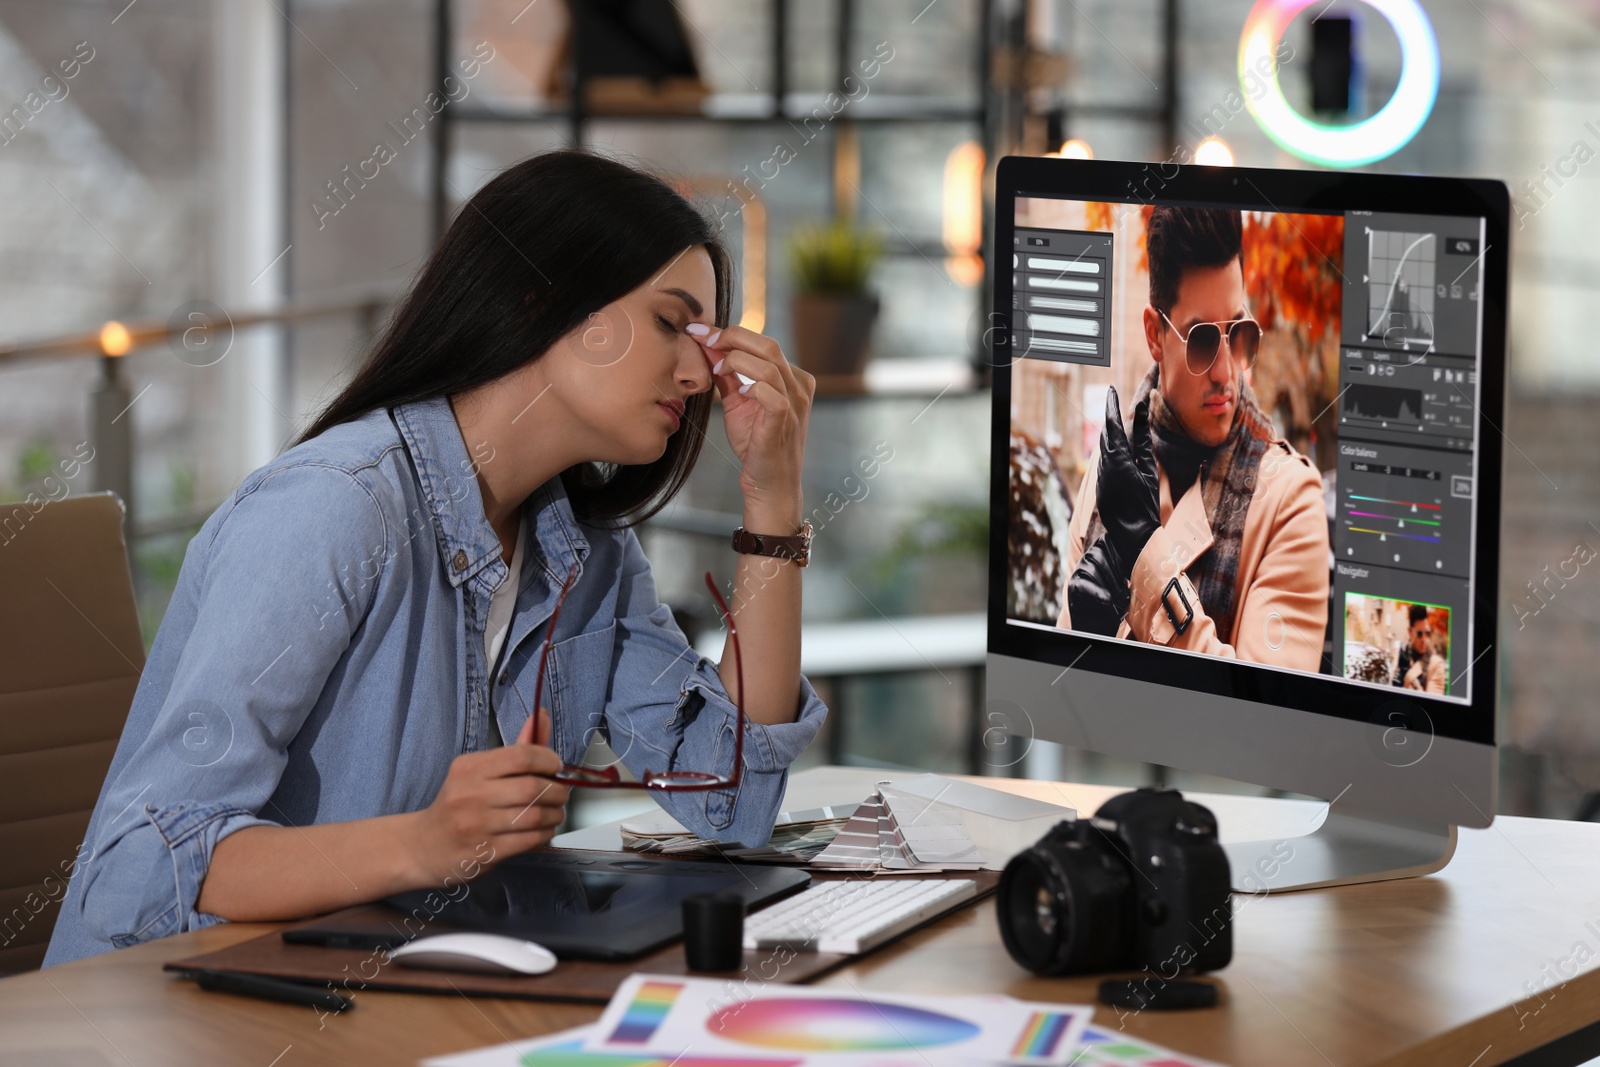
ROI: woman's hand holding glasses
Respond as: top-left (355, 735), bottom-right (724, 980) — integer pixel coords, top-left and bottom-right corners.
top-left (407, 705), bottom-right (570, 884)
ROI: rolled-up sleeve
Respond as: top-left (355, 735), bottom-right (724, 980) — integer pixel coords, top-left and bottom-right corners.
top-left (74, 464), bottom-right (387, 947)
top-left (602, 529), bottom-right (827, 846)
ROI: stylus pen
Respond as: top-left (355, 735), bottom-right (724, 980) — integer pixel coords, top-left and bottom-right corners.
top-left (281, 928), bottom-right (397, 951)
top-left (191, 968), bottom-right (353, 1012)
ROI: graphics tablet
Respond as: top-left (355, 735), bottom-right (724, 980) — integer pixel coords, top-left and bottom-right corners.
top-left (282, 850), bottom-right (810, 961)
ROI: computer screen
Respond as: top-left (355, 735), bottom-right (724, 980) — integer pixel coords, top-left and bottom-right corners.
top-left (1002, 194), bottom-right (1488, 707)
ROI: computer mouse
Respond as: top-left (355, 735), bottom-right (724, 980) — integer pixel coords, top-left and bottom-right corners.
top-left (390, 933), bottom-right (557, 976)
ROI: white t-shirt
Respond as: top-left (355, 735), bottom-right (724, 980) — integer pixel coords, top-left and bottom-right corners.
top-left (485, 516), bottom-right (526, 676)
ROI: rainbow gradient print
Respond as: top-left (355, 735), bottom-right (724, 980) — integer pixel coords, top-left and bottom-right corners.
top-left (1008, 1011), bottom-right (1075, 1059)
top-left (608, 980), bottom-right (684, 1045)
top-left (706, 997), bottom-right (980, 1052)
top-left (520, 1041), bottom-right (802, 1067)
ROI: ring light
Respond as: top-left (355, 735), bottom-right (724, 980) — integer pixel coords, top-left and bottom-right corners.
top-left (1239, 0), bottom-right (1440, 168)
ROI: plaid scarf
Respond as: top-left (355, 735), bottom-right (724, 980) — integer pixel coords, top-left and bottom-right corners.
top-left (1086, 364), bottom-right (1274, 641)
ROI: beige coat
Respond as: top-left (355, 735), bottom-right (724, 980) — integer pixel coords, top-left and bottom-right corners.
top-left (1055, 436), bottom-right (1330, 671)
top-left (1400, 651), bottom-right (1447, 694)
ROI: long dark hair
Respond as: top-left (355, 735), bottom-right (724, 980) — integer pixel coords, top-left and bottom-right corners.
top-left (296, 149), bottom-right (732, 527)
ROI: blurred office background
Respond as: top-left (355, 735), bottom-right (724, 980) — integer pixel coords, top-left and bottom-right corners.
top-left (1, 0), bottom-right (1596, 825)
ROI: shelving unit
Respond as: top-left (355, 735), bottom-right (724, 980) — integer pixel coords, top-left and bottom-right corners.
top-left (428, 0), bottom-right (1180, 382)
top-left (433, 1), bottom-right (989, 225)
top-left (428, 0), bottom-right (986, 378)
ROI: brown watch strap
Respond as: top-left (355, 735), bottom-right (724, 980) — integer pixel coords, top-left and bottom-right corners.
top-left (731, 521), bottom-right (812, 566)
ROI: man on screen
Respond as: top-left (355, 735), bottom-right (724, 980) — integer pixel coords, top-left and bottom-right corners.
top-left (1394, 604), bottom-right (1446, 693)
top-left (1055, 206), bottom-right (1330, 670)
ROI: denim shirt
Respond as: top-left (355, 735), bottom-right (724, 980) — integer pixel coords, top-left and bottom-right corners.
top-left (44, 396), bottom-right (828, 966)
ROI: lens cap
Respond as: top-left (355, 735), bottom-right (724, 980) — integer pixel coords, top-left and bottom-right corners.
top-left (1098, 977), bottom-right (1219, 1011)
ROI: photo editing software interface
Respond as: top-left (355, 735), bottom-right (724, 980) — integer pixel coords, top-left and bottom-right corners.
top-left (1005, 195), bottom-right (1487, 704)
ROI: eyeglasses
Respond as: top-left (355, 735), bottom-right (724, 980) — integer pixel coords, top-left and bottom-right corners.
top-left (1158, 309), bottom-right (1262, 376)
top-left (532, 560), bottom-right (743, 792)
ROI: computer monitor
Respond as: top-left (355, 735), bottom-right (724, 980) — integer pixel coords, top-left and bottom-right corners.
top-left (987, 157), bottom-right (1508, 892)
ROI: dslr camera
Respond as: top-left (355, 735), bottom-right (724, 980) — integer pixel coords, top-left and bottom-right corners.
top-left (996, 787), bottom-right (1232, 976)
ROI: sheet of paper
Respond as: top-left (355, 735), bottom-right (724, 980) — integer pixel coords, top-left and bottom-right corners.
top-left (586, 974), bottom-right (1092, 1067)
top-left (622, 804), bottom-right (860, 838)
top-left (421, 1024), bottom-right (808, 1067)
top-left (421, 1024), bottom-right (596, 1067)
top-left (881, 775), bottom-right (1075, 870)
top-left (417, 1010), bottom-right (1216, 1067)
top-left (1070, 1026), bottom-right (1228, 1067)
top-left (882, 775), bottom-right (1072, 823)
top-left (624, 818), bottom-right (851, 864)
top-left (878, 786), bottom-right (984, 868)
top-left (417, 1012), bottom-right (1218, 1067)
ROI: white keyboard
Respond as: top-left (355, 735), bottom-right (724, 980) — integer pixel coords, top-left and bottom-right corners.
top-left (743, 878), bottom-right (978, 954)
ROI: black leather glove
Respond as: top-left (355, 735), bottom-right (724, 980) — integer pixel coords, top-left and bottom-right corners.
top-left (1095, 385), bottom-right (1160, 568)
top-left (1067, 533), bottom-right (1128, 636)
top-left (1064, 388), bottom-right (1160, 636)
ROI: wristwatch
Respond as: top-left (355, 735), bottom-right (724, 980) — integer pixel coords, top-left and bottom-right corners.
top-left (731, 520), bottom-right (813, 567)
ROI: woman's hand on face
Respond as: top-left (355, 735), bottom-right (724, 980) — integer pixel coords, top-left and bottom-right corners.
top-left (687, 324), bottom-right (814, 516)
top-left (409, 708), bottom-right (568, 886)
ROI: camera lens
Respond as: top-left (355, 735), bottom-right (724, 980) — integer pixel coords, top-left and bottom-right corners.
top-left (1033, 885), bottom-right (1056, 938)
top-left (997, 830), bottom-right (1135, 975)
top-left (999, 857), bottom-right (1060, 972)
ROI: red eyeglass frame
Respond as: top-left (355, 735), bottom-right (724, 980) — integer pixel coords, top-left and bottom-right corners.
top-left (531, 561), bottom-right (743, 792)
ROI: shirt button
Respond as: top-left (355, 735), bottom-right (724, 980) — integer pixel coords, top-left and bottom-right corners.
top-left (499, 671), bottom-right (509, 685)
top-left (453, 550), bottom-right (468, 571)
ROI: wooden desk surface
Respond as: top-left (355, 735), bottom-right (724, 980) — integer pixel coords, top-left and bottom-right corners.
top-left (5, 768), bottom-right (1600, 1067)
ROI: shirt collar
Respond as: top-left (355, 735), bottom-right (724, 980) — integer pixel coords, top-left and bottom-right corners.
top-left (391, 396), bottom-right (589, 589)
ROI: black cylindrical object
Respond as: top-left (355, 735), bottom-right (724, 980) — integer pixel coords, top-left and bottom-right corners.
top-left (1311, 15), bottom-right (1356, 114)
top-left (683, 892), bottom-right (745, 972)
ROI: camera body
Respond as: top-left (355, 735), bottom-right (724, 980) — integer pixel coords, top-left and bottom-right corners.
top-left (996, 787), bottom-right (1232, 976)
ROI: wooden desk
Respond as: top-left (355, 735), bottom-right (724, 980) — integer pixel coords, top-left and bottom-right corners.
top-left (6, 767), bottom-right (1600, 1066)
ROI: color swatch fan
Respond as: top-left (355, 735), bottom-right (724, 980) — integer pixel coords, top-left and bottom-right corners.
top-left (812, 790), bottom-right (982, 872)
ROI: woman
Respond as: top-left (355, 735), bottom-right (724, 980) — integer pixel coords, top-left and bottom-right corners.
top-left (45, 150), bottom-right (828, 965)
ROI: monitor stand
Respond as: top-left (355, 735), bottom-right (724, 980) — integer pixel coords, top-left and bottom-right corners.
top-left (1224, 809), bottom-right (1458, 893)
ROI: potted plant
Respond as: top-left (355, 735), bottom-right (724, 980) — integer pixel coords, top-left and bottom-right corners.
top-left (787, 220), bottom-right (883, 387)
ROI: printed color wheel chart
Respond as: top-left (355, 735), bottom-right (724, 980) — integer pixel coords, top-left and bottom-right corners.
top-left (705, 998), bottom-right (981, 1052)
top-left (522, 1049), bottom-right (801, 1067)
top-left (1238, 0), bottom-right (1439, 167)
